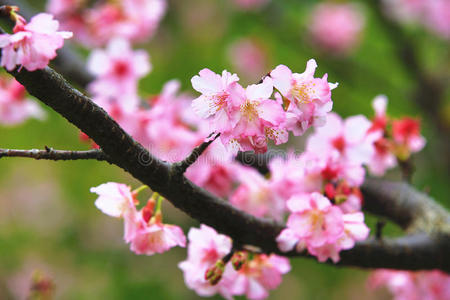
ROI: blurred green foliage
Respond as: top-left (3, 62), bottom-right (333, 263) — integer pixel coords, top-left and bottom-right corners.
top-left (0, 0), bottom-right (448, 299)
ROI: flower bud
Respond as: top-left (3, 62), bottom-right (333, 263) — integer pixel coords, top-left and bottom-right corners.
top-left (231, 251), bottom-right (248, 270)
top-left (204, 260), bottom-right (225, 285)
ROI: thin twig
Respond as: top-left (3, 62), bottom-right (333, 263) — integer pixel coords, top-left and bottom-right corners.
top-left (0, 148), bottom-right (109, 161)
top-left (171, 133), bottom-right (220, 176)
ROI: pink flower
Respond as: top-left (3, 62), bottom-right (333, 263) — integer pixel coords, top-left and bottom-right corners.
top-left (422, 0), bottom-right (450, 39)
top-left (223, 77), bottom-right (286, 153)
top-left (185, 140), bottom-right (237, 198)
top-left (48, 0), bottom-right (166, 46)
top-left (90, 182), bottom-right (136, 218)
top-left (392, 117), bottom-right (426, 154)
top-left (230, 254), bottom-right (291, 300)
top-left (129, 215), bottom-right (186, 255)
top-left (116, 197), bottom-right (186, 254)
top-left (276, 192), bottom-right (344, 252)
top-left (309, 3), bottom-right (365, 54)
top-left (369, 269), bottom-right (450, 300)
top-left (178, 225), bottom-right (236, 299)
top-left (230, 166), bottom-right (285, 220)
top-left (308, 212), bottom-right (369, 263)
top-left (306, 112), bottom-right (379, 165)
top-left (191, 68), bottom-right (240, 132)
top-left (270, 60), bottom-right (338, 135)
top-left (227, 38), bottom-right (268, 82)
top-left (0, 77), bottom-right (45, 125)
top-left (383, 0), bottom-right (450, 39)
top-left (366, 95), bottom-right (397, 176)
top-left (47, 0), bottom-right (84, 15)
top-left (0, 13), bottom-right (72, 71)
top-left (87, 38), bottom-right (150, 111)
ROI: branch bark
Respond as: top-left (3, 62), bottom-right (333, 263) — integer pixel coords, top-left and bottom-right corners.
top-left (0, 148), bottom-right (109, 162)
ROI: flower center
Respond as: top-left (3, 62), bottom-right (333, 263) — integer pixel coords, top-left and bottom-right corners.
top-left (291, 83), bottom-right (312, 104)
top-left (332, 136), bottom-right (346, 152)
top-left (240, 100), bottom-right (259, 121)
top-left (113, 60), bottom-right (130, 77)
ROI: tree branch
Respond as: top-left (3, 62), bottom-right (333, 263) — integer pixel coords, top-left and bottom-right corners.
top-left (0, 147), bottom-right (109, 162)
top-left (3, 62), bottom-right (449, 272)
top-left (171, 133), bottom-right (220, 176)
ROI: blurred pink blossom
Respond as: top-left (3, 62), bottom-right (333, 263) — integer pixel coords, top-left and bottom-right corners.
top-left (0, 77), bottom-right (45, 125)
top-left (369, 269), bottom-right (450, 300)
top-left (0, 13), bottom-right (72, 71)
top-left (227, 38), bottom-right (268, 82)
top-left (308, 3), bottom-right (365, 54)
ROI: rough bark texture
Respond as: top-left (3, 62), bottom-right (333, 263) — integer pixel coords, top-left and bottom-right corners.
top-left (0, 148), bottom-right (109, 161)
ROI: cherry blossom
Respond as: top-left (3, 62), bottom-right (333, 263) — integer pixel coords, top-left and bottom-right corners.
top-left (306, 112), bottom-right (379, 165)
top-left (178, 225), bottom-right (236, 299)
top-left (270, 59), bottom-right (338, 135)
top-left (185, 140), bottom-right (238, 198)
top-left (367, 95), bottom-right (397, 176)
top-left (369, 269), bottom-right (450, 300)
top-left (227, 38), bottom-right (268, 82)
top-left (90, 182), bottom-right (137, 218)
top-left (392, 117), bottom-right (426, 158)
top-left (87, 38), bottom-right (151, 111)
top-left (128, 212), bottom-right (186, 255)
top-left (308, 212), bottom-right (369, 262)
top-left (230, 165), bottom-right (285, 220)
top-left (224, 77), bottom-right (286, 153)
top-left (0, 77), bottom-right (45, 125)
top-left (229, 254), bottom-right (291, 300)
top-left (309, 3), bottom-right (365, 54)
top-left (277, 192), bottom-right (344, 253)
top-left (48, 0), bottom-right (167, 46)
top-left (383, 0), bottom-right (450, 39)
top-left (0, 13), bottom-right (72, 71)
top-left (191, 68), bottom-right (240, 132)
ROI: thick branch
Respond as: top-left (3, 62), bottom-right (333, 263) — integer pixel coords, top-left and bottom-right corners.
top-left (362, 178), bottom-right (450, 234)
top-left (0, 148), bottom-right (109, 161)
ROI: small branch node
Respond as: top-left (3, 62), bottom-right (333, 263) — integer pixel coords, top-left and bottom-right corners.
top-left (171, 132), bottom-right (220, 176)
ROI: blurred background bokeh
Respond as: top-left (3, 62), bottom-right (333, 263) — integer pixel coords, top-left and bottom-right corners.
top-left (0, 0), bottom-right (449, 299)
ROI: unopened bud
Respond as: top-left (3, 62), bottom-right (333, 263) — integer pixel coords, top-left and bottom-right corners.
top-left (231, 251), bottom-right (247, 270)
top-left (142, 197), bottom-right (156, 223)
top-left (335, 194), bottom-right (347, 204)
top-left (324, 183), bottom-right (336, 200)
top-left (204, 260), bottom-right (225, 285)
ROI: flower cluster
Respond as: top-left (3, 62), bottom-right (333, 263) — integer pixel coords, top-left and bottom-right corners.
top-left (0, 10), bottom-right (72, 71)
top-left (46, 0), bottom-right (166, 46)
top-left (383, 0), bottom-right (450, 39)
top-left (179, 225), bottom-right (290, 300)
top-left (90, 183), bottom-right (186, 255)
top-left (308, 3), bottom-right (365, 55)
top-left (367, 95), bottom-right (425, 175)
top-left (83, 55), bottom-right (427, 298)
top-left (368, 269), bottom-right (450, 300)
top-left (191, 59), bottom-right (337, 153)
top-left (0, 76), bottom-right (45, 125)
